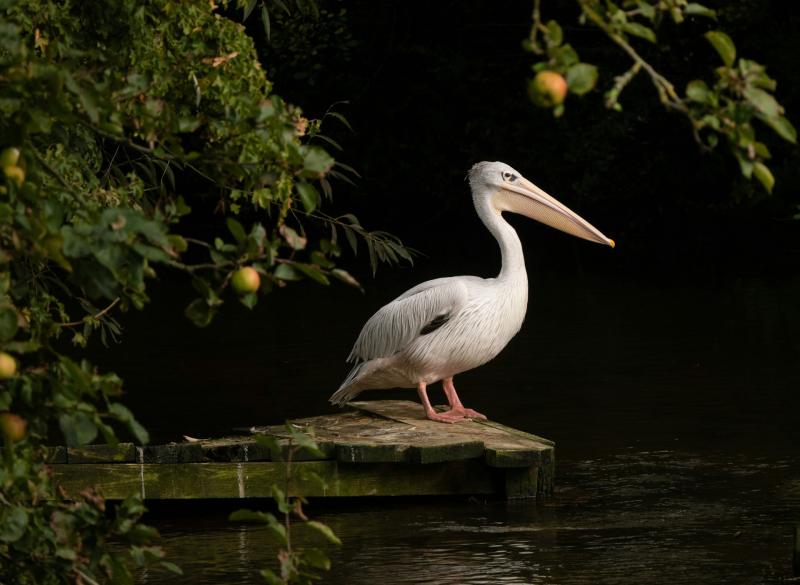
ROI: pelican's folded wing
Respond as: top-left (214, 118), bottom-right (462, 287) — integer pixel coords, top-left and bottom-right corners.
top-left (346, 277), bottom-right (470, 363)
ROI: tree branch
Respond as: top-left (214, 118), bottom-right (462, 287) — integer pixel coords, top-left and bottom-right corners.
top-left (578, 0), bottom-right (688, 113)
top-left (59, 298), bottom-right (120, 328)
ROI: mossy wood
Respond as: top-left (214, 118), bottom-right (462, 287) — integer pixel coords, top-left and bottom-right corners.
top-left (50, 400), bottom-right (554, 500)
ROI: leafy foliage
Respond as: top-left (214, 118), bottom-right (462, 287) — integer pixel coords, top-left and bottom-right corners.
top-left (0, 0), bottom-right (406, 581)
top-left (525, 0), bottom-right (796, 193)
top-left (230, 427), bottom-right (339, 584)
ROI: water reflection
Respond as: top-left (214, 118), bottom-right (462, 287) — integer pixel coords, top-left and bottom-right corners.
top-left (143, 449), bottom-right (799, 584)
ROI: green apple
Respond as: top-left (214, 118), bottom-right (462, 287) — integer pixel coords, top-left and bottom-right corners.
top-left (231, 267), bottom-right (261, 295)
top-left (0, 352), bottom-right (16, 379)
top-left (529, 71), bottom-right (568, 108)
top-left (0, 412), bottom-right (27, 442)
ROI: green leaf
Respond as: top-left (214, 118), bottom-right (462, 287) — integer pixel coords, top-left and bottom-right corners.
top-left (0, 304), bottom-right (18, 342)
top-left (166, 235), bottom-right (188, 253)
top-left (160, 562), bottom-right (183, 575)
top-left (306, 521), bottom-right (341, 545)
top-left (295, 182), bottom-right (319, 213)
top-left (0, 506), bottom-right (28, 543)
top-left (302, 147), bottom-right (334, 177)
top-left (243, 0), bottom-right (257, 20)
top-left (550, 43), bottom-right (578, 68)
top-left (685, 3), bottom-right (717, 19)
top-left (705, 31), bottom-right (736, 67)
top-left (253, 434), bottom-right (281, 454)
top-left (744, 87), bottom-right (781, 118)
top-left (545, 20), bottom-right (562, 46)
top-left (752, 162), bottom-right (775, 193)
top-left (566, 63), bottom-right (598, 96)
top-left (686, 80), bottom-right (712, 104)
top-left (302, 548), bottom-right (331, 570)
top-left (261, 4), bottom-right (271, 42)
top-left (325, 111), bottom-right (353, 133)
top-left (239, 292), bottom-right (257, 309)
top-left (294, 263), bottom-right (330, 286)
top-left (110, 403), bottom-right (150, 445)
top-left (331, 268), bottom-right (362, 291)
top-left (274, 264), bottom-right (301, 281)
top-left (758, 114), bottom-right (797, 144)
top-left (279, 225), bottom-right (307, 250)
top-left (229, 509), bottom-right (276, 523)
top-left (59, 411), bottom-right (98, 446)
top-left (621, 22), bottom-right (656, 43)
top-left (287, 429), bottom-right (327, 458)
top-left (184, 298), bottom-right (215, 327)
top-left (259, 569), bottom-right (284, 585)
top-left (226, 218), bottom-right (246, 243)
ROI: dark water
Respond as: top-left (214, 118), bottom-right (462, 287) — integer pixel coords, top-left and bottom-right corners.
top-left (99, 271), bottom-right (800, 584)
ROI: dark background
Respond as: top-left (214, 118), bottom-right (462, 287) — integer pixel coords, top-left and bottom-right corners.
top-left (90, 0), bottom-right (800, 451)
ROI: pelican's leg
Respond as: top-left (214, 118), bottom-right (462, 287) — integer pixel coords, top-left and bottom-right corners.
top-left (441, 377), bottom-right (487, 420)
top-left (417, 381), bottom-right (466, 423)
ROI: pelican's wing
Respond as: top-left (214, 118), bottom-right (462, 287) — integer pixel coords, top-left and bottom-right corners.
top-left (347, 277), bottom-right (471, 362)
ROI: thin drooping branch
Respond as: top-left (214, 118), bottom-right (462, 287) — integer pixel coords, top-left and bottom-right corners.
top-left (578, 0), bottom-right (688, 113)
top-left (59, 298), bottom-right (120, 328)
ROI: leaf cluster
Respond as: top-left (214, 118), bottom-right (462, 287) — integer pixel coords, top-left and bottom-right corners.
top-left (0, 0), bottom-right (402, 581)
top-left (525, 0), bottom-right (796, 193)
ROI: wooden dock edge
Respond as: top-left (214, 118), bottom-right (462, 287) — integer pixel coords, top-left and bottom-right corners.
top-left (51, 458), bottom-right (551, 500)
top-left (49, 400), bottom-right (555, 501)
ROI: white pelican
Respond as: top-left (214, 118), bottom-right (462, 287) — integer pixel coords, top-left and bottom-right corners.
top-left (330, 161), bottom-right (614, 423)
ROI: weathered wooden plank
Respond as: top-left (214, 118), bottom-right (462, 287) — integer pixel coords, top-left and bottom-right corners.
top-left (334, 460), bottom-right (495, 497)
top-left (68, 443), bottom-right (136, 463)
top-left (51, 459), bottom-right (498, 499)
top-left (476, 420), bottom-right (556, 447)
top-left (255, 410), bottom-right (487, 465)
top-left (198, 437), bottom-right (273, 462)
top-left (141, 443), bottom-right (204, 464)
top-left (502, 465), bottom-right (540, 498)
top-left (350, 400), bottom-right (554, 468)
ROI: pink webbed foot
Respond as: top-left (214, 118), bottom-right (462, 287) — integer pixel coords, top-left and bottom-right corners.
top-left (425, 409), bottom-right (468, 424)
top-left (458, 407), bottom-right (487, 420)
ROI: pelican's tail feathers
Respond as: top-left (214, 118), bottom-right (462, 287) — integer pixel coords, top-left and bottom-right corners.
top-left (329, 362), bottom-right (368, 405)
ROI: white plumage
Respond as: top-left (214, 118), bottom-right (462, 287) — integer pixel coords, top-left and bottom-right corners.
top-left (330, 161), bottom-right (613, 423)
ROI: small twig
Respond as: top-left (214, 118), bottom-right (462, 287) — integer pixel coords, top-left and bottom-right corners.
top-left (59, 298), bottom-right (120, 328)
top-left (183, 237), bottom-right (212, 248)
top-left (529, 0), bottom-right (548, 55)
top-left (101, 144), bottom-right (121, 187)
top-left (605, 62), bottom-right (642, 109)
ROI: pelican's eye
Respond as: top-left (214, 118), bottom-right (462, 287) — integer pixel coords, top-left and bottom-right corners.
top-left (502, 171), bottom-right (517, 182)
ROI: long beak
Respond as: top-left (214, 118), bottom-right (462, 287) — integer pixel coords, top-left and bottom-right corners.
top-left (498, 177), bottom-right (615, 247)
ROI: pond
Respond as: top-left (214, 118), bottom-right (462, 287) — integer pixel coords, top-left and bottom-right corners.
top-left (98, 271), bottom-right (800, 584)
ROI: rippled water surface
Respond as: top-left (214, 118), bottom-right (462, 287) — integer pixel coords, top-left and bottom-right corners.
top-left (101, 274), bottom-right (800, 584)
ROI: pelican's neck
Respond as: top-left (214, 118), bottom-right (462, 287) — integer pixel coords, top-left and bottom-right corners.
top-left (475, 190), bottom-right (527, 283)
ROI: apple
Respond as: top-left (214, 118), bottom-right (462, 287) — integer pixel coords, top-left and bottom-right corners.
top-left (0, 413), bottom-right (27, 442)
top-left (0, 352), bottom-right (16, 379)
top-left (0, 147), bottom-right (20, 169)
top-left (231, 266), bottom-right (261, 295)
top-left (3, 165), bottom-right (25, 187)
top-left (528, 71), bottom-right (568, 108)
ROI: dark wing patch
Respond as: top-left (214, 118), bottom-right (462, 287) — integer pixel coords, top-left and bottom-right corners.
top-left (420, 313), bottom-right (450, 335)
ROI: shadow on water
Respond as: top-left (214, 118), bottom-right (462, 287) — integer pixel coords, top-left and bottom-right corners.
top-left (95, 270), bottom-right (800, 584)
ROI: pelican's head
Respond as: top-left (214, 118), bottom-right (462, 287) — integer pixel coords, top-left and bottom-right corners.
top-left (468, 161), bottom-right (614, 248)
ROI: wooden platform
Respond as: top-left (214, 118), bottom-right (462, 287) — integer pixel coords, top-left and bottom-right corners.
top-left (50, 401), bottom-right (555, 500)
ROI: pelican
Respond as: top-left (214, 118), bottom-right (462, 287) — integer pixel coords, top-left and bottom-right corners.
top-left (329, 161), bottom-right (614, 423)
